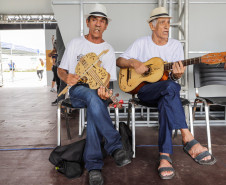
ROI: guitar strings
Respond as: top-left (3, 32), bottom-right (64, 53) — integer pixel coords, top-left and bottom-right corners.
top-left (164, 57), bottom-right (202, 70)
top-left (87, 68), bottom-right (116, 101)
top-left (82, 61), bottom-right (117, 102)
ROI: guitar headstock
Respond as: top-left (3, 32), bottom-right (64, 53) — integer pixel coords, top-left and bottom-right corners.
top-left (201, 52), bottom-right (226, 64)
top-left (102, 49), bottom-right (109, 55)
top-left (97, 49), bottom-right (109, 58)
top-left (109, 93), bottom-right (124, 108)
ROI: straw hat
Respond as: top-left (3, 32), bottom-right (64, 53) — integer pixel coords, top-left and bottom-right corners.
top-left (85, 4), bottom-right (112, 22)
top-left (147, 6), bottom-right (171, 23)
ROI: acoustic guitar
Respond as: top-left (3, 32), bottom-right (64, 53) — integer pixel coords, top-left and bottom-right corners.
top-left (119, 52), bottom-right (226, 94)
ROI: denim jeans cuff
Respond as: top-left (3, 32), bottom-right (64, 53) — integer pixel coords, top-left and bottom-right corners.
top-left (159, 148), bottom-right (173, 155)
top-left (86, 164), bottom-right (103, 172)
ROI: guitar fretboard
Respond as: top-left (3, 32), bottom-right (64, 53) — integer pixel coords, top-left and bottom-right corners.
top-left (164, 57), bottom-right (201, 70)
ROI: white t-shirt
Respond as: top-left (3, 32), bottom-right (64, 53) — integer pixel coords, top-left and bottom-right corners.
top-left (120, 36), bottom-right (184, 63)
top-left (59, 36), bottom-right (117, 81)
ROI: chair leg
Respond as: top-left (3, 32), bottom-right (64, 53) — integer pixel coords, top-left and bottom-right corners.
top-left (79, 109), bottom-right (85, 137)
top-left (82, 109), bottom-right (85, 132)
top-left (78, 109), bottom-right (82, 137)
top-left (127, 103), bottom-right (131, 126)
top-left (65, 107), bottom-right (72, 140)
top-left (127, 102), bottom-right (136, 157)
top-left (115, 107), bottom-right (119, 131)
top-left (184, 104), bottom-right (189, 126)
top-left (57, 103), bottom-right (62, 146)
top-left (131, 102), bottom-right (136, 158)
top-left (141, 106), bottom-right (144, 118)
top-left (225, 107), bottom-right (226, 121)
top-left (192, 100), bottom-right (199, 137)
top-left (204, 101), bottom-right (212, 154)
top-left (189, 103), bottom-right (194, 136)
top-left (147, 107), bottom-right (150, 126)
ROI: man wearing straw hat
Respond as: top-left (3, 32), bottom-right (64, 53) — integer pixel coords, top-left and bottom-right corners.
top-left (58, 4), bottom-right (131, 185)
top-left (117, 6), bottom-right (216, 180)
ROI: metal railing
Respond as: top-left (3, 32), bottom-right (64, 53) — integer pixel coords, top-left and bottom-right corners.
top-left (0, 14), bottom-right (57, 24)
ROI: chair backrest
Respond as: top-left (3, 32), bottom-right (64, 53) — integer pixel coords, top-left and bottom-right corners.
top-left (193, 63), bottom-right (226, 88)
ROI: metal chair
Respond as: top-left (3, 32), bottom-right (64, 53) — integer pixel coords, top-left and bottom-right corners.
top-left (191, 63), bottom-right (226, 154)
top-left (57, 98), bottom-right (86, 146)
top-left (127, 95), bottom-right (191, 158)
top-left (57, 83), bottom-right (121, 146)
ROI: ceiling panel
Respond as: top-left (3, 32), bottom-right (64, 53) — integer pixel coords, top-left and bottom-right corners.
top-left (0, 0), bottom-right (53, 14)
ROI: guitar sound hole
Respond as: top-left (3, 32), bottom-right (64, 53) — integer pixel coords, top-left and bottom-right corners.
top-left (142, 68), bottom-right (151, 77)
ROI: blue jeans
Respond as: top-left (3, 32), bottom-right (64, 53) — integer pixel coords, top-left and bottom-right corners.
top-left (138, 80), bottom-right (188, 154)
top-left (69, 84), bottom-right (122, 171)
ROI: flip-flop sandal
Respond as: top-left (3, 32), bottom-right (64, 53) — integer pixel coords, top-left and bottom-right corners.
top-left (183, 139), bottom-right (217, 165)
top-left (158, 155), bottom-right (175, 180)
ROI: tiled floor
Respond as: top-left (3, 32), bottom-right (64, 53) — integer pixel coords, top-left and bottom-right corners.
top-left (0, 86), bottom-right (226, 185)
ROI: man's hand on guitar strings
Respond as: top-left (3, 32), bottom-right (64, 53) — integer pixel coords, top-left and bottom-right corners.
top-left (98, 86), bottom-right (112, 100)
top-left (131, 59), bottom-right (149, 74)
top-left (172, 60), bottom-right (186, 79)
top-left (66, 74), bottom-right (80, 86)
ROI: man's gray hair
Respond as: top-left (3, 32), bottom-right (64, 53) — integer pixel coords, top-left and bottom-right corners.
top-left (151, 19), bottom-right (158, 27)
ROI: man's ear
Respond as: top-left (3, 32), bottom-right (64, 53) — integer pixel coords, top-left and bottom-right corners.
top-left (104, 24), bottom-right (108, 30)
top-left (149, 22), bottom-right (155, 31)
top-left (86, 19), bottom-right (89, 27)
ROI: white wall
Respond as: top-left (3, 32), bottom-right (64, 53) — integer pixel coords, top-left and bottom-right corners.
top-left (51, 2), bottom-right (80, 46)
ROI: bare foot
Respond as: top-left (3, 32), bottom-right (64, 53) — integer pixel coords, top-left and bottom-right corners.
top-left (181, 129), bottom-right (211, 161)
top-left (158, 153), bottom-right (174, 177)
top-left (186, 142), bottom-right (211, 161)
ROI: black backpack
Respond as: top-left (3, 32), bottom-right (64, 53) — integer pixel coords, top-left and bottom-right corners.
top-left (49, 139), bottom-right (86, 179)
top-left (119, 122), bottom-right (134, 159)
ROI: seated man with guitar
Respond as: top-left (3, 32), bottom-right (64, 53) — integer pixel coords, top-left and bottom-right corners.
top-left (57, 4), bottom-right (131, 185)
top-left (116, 6), bottom-right (216, 180)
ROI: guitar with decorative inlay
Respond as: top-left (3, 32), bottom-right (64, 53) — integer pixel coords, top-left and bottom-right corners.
top-left (58, 50), bottom-right (123, 108)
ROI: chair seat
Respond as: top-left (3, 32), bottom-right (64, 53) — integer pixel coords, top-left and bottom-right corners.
top-left (61, 98), bottom-right (74, 108)
top-left (61, 98), bottom-right (86, 108)
top-left (131, 97), bottom-right (190, 107)
top-left (197, 97), bottom-right (226, 106)
top-left (131, 98), bottom-right (158, 109)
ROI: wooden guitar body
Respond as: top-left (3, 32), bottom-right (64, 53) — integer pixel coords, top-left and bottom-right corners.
top-left (75, 52), bottom-right (110, 89)
top-left (119, 57), bottom-right (165, 94)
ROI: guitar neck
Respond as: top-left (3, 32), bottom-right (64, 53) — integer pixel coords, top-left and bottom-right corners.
top-left (164, 57), bottom-right (201, 70)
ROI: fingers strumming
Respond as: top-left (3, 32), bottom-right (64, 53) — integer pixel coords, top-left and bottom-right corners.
top-left (97, 88), bottom-right (101, 97)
